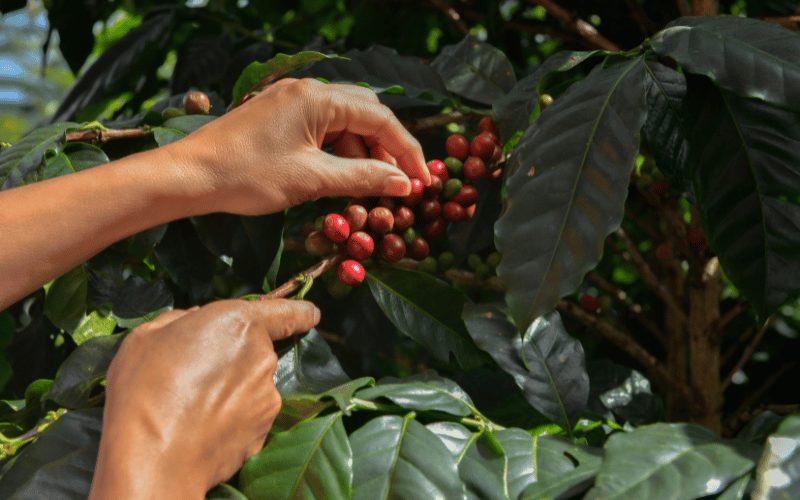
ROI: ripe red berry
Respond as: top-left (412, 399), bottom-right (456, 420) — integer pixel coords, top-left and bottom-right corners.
top-left (478, 116), bottom-right (499, 137)
top-left (580, 295), bottom-right (600, 314)
top-left (687, 228), bottom-right (706, 248)
top-left (304, 231), bottom-right (334, 256)
top-left (478, 130), bottom-right (499, 145)
top-left (452, 185), bottom-right (478, 206)
top-left (470, 134), bottom-right (495, 161)
top-left (380, 234), bottom-right (406, 263)
top-left (323, 213), bottom-right (350, 243)
top-left (410, 237), bottom-right (430, 261)
top-left (420, 199), bottom-right (442, 221)
top-left (393, 206), bottom-right (415, 232)
top-left (403, 178), bottom-right (425, 207)
top-left (338, 259), bottom-right (366, 286)
top-left (423, 218), bottom-right (445, 239)
top-left (465, 204), bottom-right (477, 219)
top-left (343, 204), bottom-right (368, 232)
top-left (427, 160), bottom-right (449, 182)
top-left (368, 207), bottom-right (394, 233)
top-left (183, 90), bottom-right (211, 115)
top-left (425, 176), bottom-right (443, 199)
top-left (490, 145), bottom-right (503, 163)
top-left (650, 182), bottom-right (670, 198)
top-left (446, 134), bottom-right (469, 160)
top-left (464, 157), bottom-right (487, 181)
top-left (346, 231), bottom-right (374, 260)
top-left (655, 242), bottom-right (672, 260)
top-left (443, 201), bottom-right (466, 222)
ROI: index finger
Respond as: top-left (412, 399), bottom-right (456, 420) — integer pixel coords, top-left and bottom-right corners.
top-left (325, 88), bottom-right (430, 185)
top-left (247, 299), bottom-right (321, 341)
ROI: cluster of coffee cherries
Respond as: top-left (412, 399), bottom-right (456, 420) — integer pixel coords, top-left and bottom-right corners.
top-left (304, 117), bottom-right (504, 289)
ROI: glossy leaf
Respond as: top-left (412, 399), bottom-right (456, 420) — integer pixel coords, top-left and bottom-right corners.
top-left (44, 266), bottom-right (88, 333)
top-left (153, 219), bottom-right (216, 303)
top-left (587, 359), bottom-right (663, 425)
top-left (651, 16), bottom-right (800, 110)
top-left (519, 435), bottom-right (602, 500)
top-left (688, 82), bottom-right (800, 319)
top-left (274, 378), bottom-right (373, 433)
top-left (356, 371), bottom-right (475, 417)
top-left (70, 311), bottom-right (116, 346)
top-left (207, 483), bottom-right (248, 500)
top-left (753, 415), bottom-right (800, 498)
top-left (0, 122), bottom-right (77, 189)
top-left (87, 260), bottom-right (173, 319)
top-left (350, 414), bottom-right (465, 500)
top-left (152, 115), bottom-right (217, 146)
top-left (458, 431), bottom-right (508, 499)
top-left (446, 179), bottom-right (502, 258)
top-left (463, 303), bottom-right (589, 432)
top-left (367, 267), bottom-right (483, 368)
top-left (232, 51), bottom-right (342, 104)
top-left (275, 329), bottom-right (350, 396)
top-left (47, 334), bottom-right (123, 408)
top-left (496, 57), bottom-right (648, 328)
top-left (716, 474), bottom-right (751, 500)
top-left (587, 423), bottom-right (759, 498)
top-left (240, 413), bottom-right (353, 500)
top-left (431, 35), bottom-right (515, 105)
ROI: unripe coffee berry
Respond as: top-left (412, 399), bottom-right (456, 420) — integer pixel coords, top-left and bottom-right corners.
top-left (486, 251), bottom-right (501, 270)
top-left (410, 237), bottom-right (430, 261)
top-left (368, 207), bottom-right (394, 233)
top-left (446, 134), bottom-right (469, 160)
top-left (343, 204), bottom-right (368, 232)
top-left (425, 176), bottom-right (443, 199)
top-left (478, 116), bottom-right (499, 136)
top-left (467, 254), bottom-right (483, 271)
top-left (161, 107), bottom-right (185, 120)
top-left (464, 157), bottom-right (487, 181)
top-left (539, 93), bottom-right (554, 109)
top-left (323, 213), bottom-right (350, 243)
top-left (580, 294), bottom-right (600, 314)
top-left (347, 231), bottom-right (374, 260)
top-left (443, 178), bottom-right (463, 199)
top-left (305, 231), bottom-right (334, 256)
top-left (338, 259), bottom-right (366, 286)
top-left (403, 227), bottom-right (417, 245)
top-left (183, 90), bottom-right (211, 115)
top-left (393, 206), bottom-right (415, 232)
top-left (475, 263), bottom-right (492, 279)
top-left (438, 251), bottom-right (456, 271)
top-left (327, 279), bottom-right (352, 299)
top-left (423, 218), bottom-right (445, 239)
top-left (470, 134), bottom-right (495, 161)
top-left (443, 201), bottom-right (465, 222)
top-left (403, 178), bottom-right (425, 207)
top-left (444, 157), bottom-right (463, 178)
top-left (453, 185), bottom-right (478, 206)
top-left (420, 199), bottom-right (442, 221)
top-left (380, 234), bottom-right (406, 263)
top-left (418, 256), bottom-right (438, 274)
top-left (427, 160), bottom-right (449, 182)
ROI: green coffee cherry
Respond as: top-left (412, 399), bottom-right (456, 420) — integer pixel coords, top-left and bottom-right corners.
top-left (486, 251), bottom-right (501, 270)
top-left (161, 107), bottom-right (186, 120)
top-left (327, 279), bottom-right (352, 299)
top-left (443, 178), bottom-right (463, 199)
top-left (467, 253), bottom-right (482, 271)
top-left (444, 157), bottom-right (463, 177)
top-left (539, 93), bottom-right (554, 109)
top-left (313, 216), bottom-right (324, 232)
top-left (418, 256), bottom-right (438, 274)
top-left (475, 263), bottom-right (492, 279)
top-left (403, 227), bottom-right (417, 245)
top-left (438, 251), bottom-right (456, 271)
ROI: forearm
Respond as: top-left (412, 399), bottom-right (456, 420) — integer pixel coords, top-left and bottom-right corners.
top-left (0, 144), bottom-right (210, 309)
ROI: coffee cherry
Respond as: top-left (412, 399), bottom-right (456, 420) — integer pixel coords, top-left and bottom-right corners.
top-left (423, 218), bottom-right (445, 239)
top-left (452, 185), bottom-right (478, 206)
top-left (183, 90), bottom-right (211, 115)
top-left (464, 157), bottom-right (487, 181)
top-left (323, 213), bottom-right (350, 243)
top-left (470, 134), bottom-right (495, 161)
top-left (490, 167), bottom-right (503, 181)
top-left (418, 256), bottom-right (438, 274)
top-left (368, 207), bottom-right (394, 233)
top-left (402, 178), bottom-right (425, 207)
top-left (478, 116), bottom-right (499, 137)
top-left (347, 231), bottom-right (374, 260)
top-left (465, 204), bottom-right (477, 219)
top-left (377, 197), bottom-right (397, 210)
top-left (443, 178), bottom-right (463, 199)
top-left (580, 294), bottom-right (600, 314)
top-left (687, 228), bottom-right (706, 248)
top-left (654, 242), bottom-right (672, 260)
top-left (338, 259), bottom-right (366, 286)
top-left (478, 130), bottom-right (499, 145)
top-left (443, 201), bottom-right (465, 222)
top-left (651, 182), bottom-right (670, 198)
top-left (444, 157), bottom-right (463, 178)
top-left (490, 145), bottom-right (503, 164)
top-left (403, 227), bottom-right (417, 245)
top-left (438, 251), bottom-right (456, 271)
top-left (327, 279), bottom-right (352, 299)
top-left (420, 199), bottom-right (442, 221)
top-left (343, 204), bottom-right (368, 232)
top-left (467, 254), bottom-right (482, 271)
top-left (425, 176), bottom-right (443, 199)
top-left (486, 251), bottom-right (501, 270)
top-left (380, 234), bottom-right (406, 263)
top-left (446, 134), bottom-right (469, 160)
top-left (427, 159), bottom-right (449, 182)
top-left (313, 216), bottom-right (324, 232)
top-left (161, 107), bottom-right (185, 120)
top-left (539, 93), bottom-right (554, 109)
top-left (475, 263), bottom-right (492, 279)
top-left (305, 231), bottom-right (334, 256)
top-left (393, 206), bottom-right (415, 232)
top-left (410, 237), bottom-right (430, 261)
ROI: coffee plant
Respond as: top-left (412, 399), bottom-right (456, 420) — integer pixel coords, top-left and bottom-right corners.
top-left (0, 1), bottom-right (799, 498)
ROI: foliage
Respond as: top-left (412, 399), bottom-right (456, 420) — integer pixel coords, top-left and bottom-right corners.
top-left (1, 1), bottom-right (800, 499)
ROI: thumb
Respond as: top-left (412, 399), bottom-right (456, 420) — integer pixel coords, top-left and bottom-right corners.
top-left (316, 151), bottom-right (412, 199)
top-left (248, 299), bottom-right (321, 341)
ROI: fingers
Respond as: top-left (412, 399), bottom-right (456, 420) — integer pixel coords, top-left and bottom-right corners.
top-left (135, 307), bottom-right (195, 332)
top-left (246, 299), bottom-right (321, 341)
top-left (315, 151), bottom-right (412, 198)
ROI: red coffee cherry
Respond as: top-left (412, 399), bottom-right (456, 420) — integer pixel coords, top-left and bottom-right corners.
top-left (490, 145), bottom-right (503, 163)
top-left (304, 231), bottom-right (334, 256)
top-left (420, 199), bottom-right (442, 221)
top-left (443, 201), bottom-right (466, 222)
top-left (580, 294), bottom-right (600, 314)
top-left (346, 231), bottom-right (374, 260)
top-left (452, 185), bottom-right (478, 206)
top-left (368, 207), bottom-right (394, 234)
top-left (470, 134), bottom-right (495, 161)
top-left (343, 204), bottom-right (368, 232)
top-left (403, 178), bottom-right (425, 207)
top-left (410, 237), bottom-right (430, 261)
top-left (323, 213), bottom-right (350, 243)
top-left (425, 176), bottom-right (443, 199)
top-left (478, 116), bottom-right (499, 137)
top-left (183, 90), bottom-right (211, 115)
top-left (655, 242), bottom-right (672, 260)
top-left (393, 206), bottom-right (415, 232)
top-left (687, 228), bottom-right (706, 248)
top-left (465, 204), bottom-right (477, 219)
top-left (464, 157), bottom-right (487, 181)
top-left (427, 159), bottom-right (449, 182)
top-left (650, 182), bottom-right (670, 198)
top-left (423, 217), bottom-right (445, 239)
top-left (478, 130), bottom-right (499, 145)
top-left (338, 259), bottom-right (366, 286)
top-left (380, 234), bottom-right (406, 263)
top-left (445, 134), bottom-right (469, 160)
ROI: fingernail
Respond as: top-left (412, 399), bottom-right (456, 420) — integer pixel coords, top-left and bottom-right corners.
top-left (385, 176), bottom-right (411, 196)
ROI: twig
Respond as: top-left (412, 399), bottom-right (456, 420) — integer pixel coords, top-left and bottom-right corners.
top-left (722, 325), bottom-right (756, 366)
top-left (717, 301), bottom-right (750, 333)
top-left (762, 16), bottom-right (800, 31)
top-left (66, 128), bottom-right (151, 144)
top-left (725, 361), bottom-right (797, 432)
top-left (615, 228), bottom-right (687, 323)
top-left (558, 299), bottom-right (692, 401)
top-left (721, 318), bottom-right (773, 392)
top-left (402, 111), bottom-right (472, 133)
top-left (260, 254), bottom-right (343, 300)
top-left (459, 8), bottom-right (586, 47)
top-left (692, 0), bottom-right (717, 16)
top-left (529, 0), bottom-right (621, 51)
top-left (427, 0), bottom-right (469, 35)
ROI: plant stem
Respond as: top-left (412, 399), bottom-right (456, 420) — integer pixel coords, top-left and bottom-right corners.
top-left (260, 254), bottom-right (343, 300)
top-left (529, 0), bottom-right (621, 51)
top-left (66, 128), bottom-right (151, 144)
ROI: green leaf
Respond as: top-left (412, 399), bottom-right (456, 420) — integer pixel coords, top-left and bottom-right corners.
top-left (207, 483), bottom-right (248, 500)
top-left (44, 266), bottom-right (88, 333)
top-left (587, 359), bottom-right (663, 425)
top-left (48, 335), bottom-right (123, 408)
top-left (356, 371), bottom-right (475, 417)
top-left (153, 219), bottom-right (216, 303)
top-left (275, 329), bottom-right (350, 396)
top-left (651, 16), bottom-right (800, 110)
top-left (152, 115), bottom-right (216, 146)
top-left (716, 474), bottom-right (751, 500)
top-left (457, 431), bottom-right (509, 499)
top-left (688, 82), bottom-right (800, 319)
top-left (367, 267), bottom-right (483, 368)
top-left (70, 311), bottom-right (116, 346)
top-left (431, 35), bottom-right (516, 105)
top-left (587, 423), bottom-right (759, 499)
top-left (350, 414), bottom-right (465, 500)
top-left (274, 377), bottom-right (374, 433)
top-left (232, 51), bottom-right (343, 105)
top-left (240, 413), bottom-right (353, 500)
top-left (0, 122), bottom-right (78, 189)
top-left (753, 415), bottom-right (800, 498)
top-left (463, 304), bottom-right (589, 432)
top-left (496, 57), bottom-right (648, 329)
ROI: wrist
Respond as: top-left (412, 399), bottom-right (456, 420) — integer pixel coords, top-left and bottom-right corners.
top-left (151, 138), bottom-right (224, 217)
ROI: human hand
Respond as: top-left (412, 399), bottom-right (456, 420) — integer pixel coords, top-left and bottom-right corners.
top-left (89, 299), bottom-right (320, 499)
top-left (167, 78), bottom-right (430, 216)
